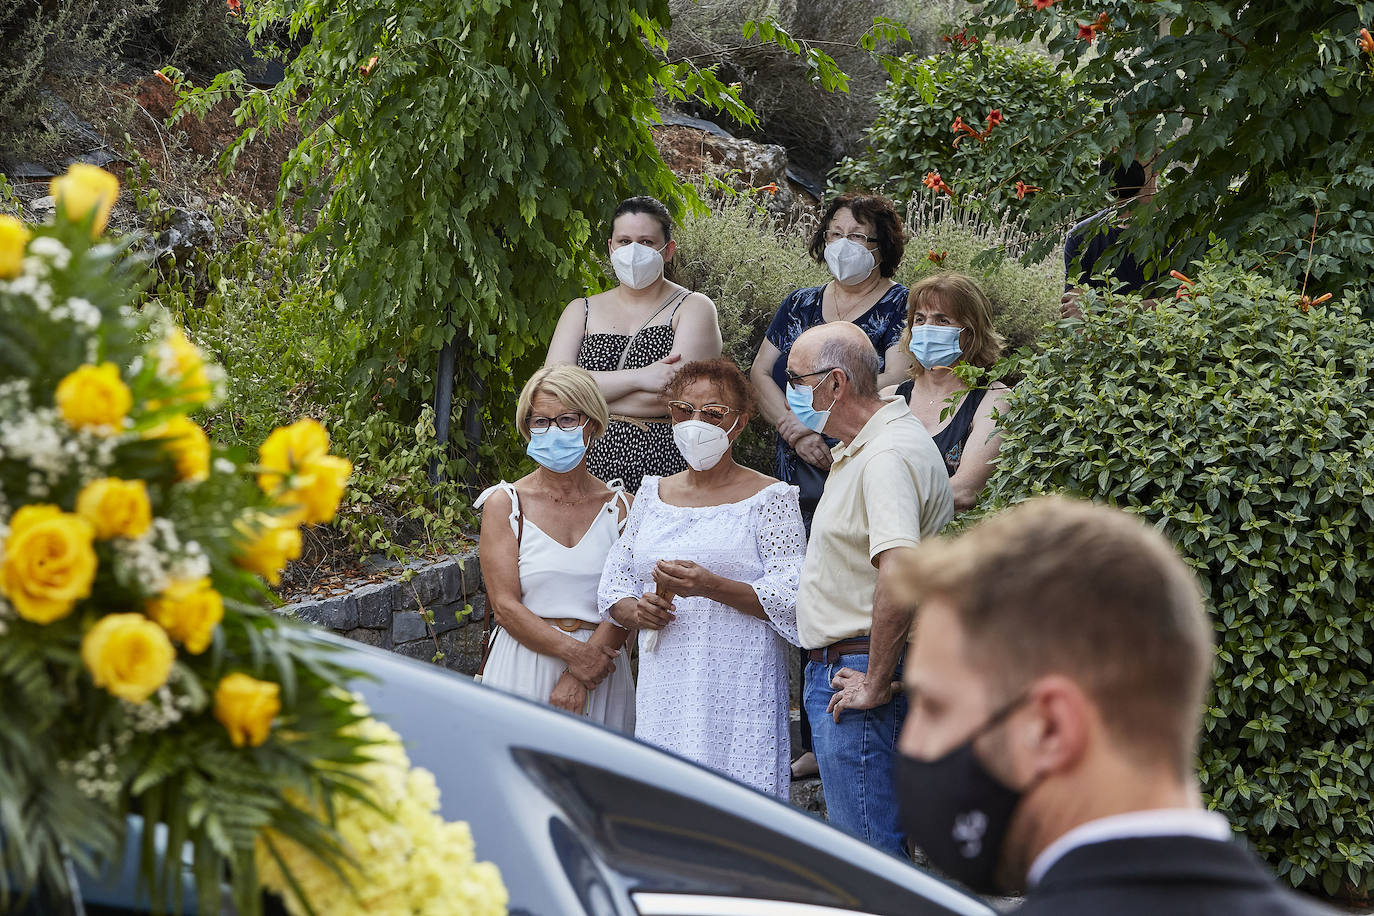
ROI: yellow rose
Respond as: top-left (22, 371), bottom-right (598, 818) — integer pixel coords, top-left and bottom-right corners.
top-left (232, 514), bottom-right (302, 585)
top-left (0, 214), bottom-right (31, 279)
top-left (76, 477), bottom-right (152, 540)
top-left (55, 363), bottom-right (132, 434)
top-left (294, 455), bottom-right (352, 525)
top-left (257, 419), bottom-right (350, 524)
top-left (257, 418), bottom-right (330, 495)
top-left (156, 327), bottom-right (213, 407)
top-left (0, 505), bottom-right (97, 623)
top-left (51, 163), bottom-right (120, 237)
top-left (81, 612), bottom-right (175, 703)
top-left (149, 416), bottom-right (210, 482)
top-left (146, 577), bottom-right (224, 655)
top-left (213, 672), bottom-right (281, 747)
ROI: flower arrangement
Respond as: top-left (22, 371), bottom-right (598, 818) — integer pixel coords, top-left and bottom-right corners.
top-left (0, 166), bottom-right (506, 914)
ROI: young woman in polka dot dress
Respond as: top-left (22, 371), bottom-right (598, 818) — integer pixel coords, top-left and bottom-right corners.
top-left (545, 197), bottom-right (722, 492)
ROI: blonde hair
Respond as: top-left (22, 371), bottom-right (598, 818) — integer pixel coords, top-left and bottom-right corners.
top-left (515, 365), bottom-right (609, 442)
top-left (901, 273), bottom-right (1005, 378)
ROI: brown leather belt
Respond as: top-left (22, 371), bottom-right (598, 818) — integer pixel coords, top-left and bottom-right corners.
top-left (806, 636), bottom-right (871, 664)
top-left (547, 618), bottom-right (599, 633)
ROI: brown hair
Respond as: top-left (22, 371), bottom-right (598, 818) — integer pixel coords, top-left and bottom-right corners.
top-left (663, 358), bottom-right (757, 416)
top-left (808, 191), bottom-right (906, 278)
top-left (901, 496), bottom-right (1213, 777)
top-left (902, 273), bottom-right (1005, 378)
top-left (611, 195), bottom-right (673, 243)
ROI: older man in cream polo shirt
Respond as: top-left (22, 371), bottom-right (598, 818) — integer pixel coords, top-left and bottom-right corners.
top-left (785, 321), bottom-right (954, 857)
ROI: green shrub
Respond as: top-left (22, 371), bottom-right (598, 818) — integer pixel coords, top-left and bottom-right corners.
top-left (981, 255), bottom-right (1374, 897)
top-left (132, 0), bottom-right (250, 76)
top-left (0, 0), bottom-right (157, 161)
top-left (896, 189), bottom-right (1061, 355)
top-left (834, 43), bottom-right (1098, 211)
top-left (148, 197), bottom-right (470, 560)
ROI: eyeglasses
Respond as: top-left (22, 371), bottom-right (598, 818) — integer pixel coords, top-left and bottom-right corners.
top-left (528, 412), bottom-right (587, 434)
top-left (784, 367), bottom-right (839, 388)
top-left (668, 400), bottom-right (739, 426)
top-left (823, 230), bottom-right (877, 246)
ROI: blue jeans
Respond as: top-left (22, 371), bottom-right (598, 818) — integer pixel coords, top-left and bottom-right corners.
top-left (804, 654), bottom-right (908, 857)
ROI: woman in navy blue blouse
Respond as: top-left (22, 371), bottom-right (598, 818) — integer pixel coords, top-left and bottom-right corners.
top-left (748, 191), bottom-right (911, 781)
top-left (749, 192), bottom-right (911, 530)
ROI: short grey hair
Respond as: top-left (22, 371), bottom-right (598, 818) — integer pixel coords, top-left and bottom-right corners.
top-left (817, 334), bottom-right (880, 399)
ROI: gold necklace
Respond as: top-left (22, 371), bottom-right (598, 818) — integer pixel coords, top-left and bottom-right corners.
top-left (546, 488), bottom-right (596, 506)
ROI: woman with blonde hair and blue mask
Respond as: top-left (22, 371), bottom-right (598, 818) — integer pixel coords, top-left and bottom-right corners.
top-left (475, 365), bottom-right (635, 731)
top-left (884, 272), bottom-right (1009, 512)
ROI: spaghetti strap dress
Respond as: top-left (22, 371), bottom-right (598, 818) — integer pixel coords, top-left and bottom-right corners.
top-left (473, 482), bottom-right (636, 732)
top-left (895, 380), bottom-right (988, 477)
top-left (576, 293), bottom-right (691, 492)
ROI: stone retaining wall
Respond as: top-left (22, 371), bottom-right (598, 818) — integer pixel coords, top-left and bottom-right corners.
top-left (279, 549), bottom-right (489, 674)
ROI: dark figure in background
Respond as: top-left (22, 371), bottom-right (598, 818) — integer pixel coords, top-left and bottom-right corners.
top-left (1061, 160), bottom-right (1154, 319)
top-left (896, 497), bottom-right (1336, 915)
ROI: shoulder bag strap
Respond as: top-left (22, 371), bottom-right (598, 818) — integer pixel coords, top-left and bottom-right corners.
top-left (614, 288), bottom-right (690, 372)
top-left (477, 486), bottom-right (524, 679)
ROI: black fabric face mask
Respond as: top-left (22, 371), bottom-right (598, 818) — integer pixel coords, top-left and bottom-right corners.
top-left (896, 695), bottom-right (1030, 895)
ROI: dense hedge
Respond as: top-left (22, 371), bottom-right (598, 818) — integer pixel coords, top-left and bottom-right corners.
top-left (980, 257), bottom-right (1374, 896)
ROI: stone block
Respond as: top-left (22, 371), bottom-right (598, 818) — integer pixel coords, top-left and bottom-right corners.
top-left (340, 626), bottom-right (391, 651)
top-left (430, 600), bottom-right (470, 636)
top-left (354, 581), bottom-right (393, 627)
top-left (439, 624), bottom-right (486, 676)
top-left (392, 610), bottom-right (429, 644)
top-left (290, 595), bottom-right (358, 631)
top-left (439, 549), bottom-right (482, 599)
top-left (393, 563), bottom-right (444, 611)
top-left (459, 549), bottom-right (483, 596)
top-left (394, 640), bottom-right (444, 665)
top-left (437, 559), bottom-right (463, 603)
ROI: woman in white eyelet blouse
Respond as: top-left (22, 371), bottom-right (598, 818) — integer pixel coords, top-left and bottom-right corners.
top-left (599, 359), bottom-right (806, 798)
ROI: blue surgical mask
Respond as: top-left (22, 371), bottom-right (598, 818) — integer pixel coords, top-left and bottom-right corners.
top-left (526, 426), bottom-right (587, 473)
top-left (909, 324), bottom-right (964, 370)
top-left (786, 372), bottom-right (835, 434)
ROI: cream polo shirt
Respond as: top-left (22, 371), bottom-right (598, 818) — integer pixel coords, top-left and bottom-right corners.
top-left (796, 397), bottom-right (954, 649)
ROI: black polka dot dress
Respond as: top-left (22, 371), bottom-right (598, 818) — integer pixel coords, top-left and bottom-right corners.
top-left (577, 323), bottom-right (687, 493)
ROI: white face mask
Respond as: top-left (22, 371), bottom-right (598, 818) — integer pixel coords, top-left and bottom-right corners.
top-left (672, 418), bottom-right (737, 471)
top-left (824, 237), bottom-right (877, 285)
top-left (610, 241), bottom-right (667, 290)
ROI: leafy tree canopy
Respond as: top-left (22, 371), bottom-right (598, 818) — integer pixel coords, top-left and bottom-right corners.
top-left (974, 0), bottom-right (1374, 300)
top-left (174, 0), bottom-right (753, 477)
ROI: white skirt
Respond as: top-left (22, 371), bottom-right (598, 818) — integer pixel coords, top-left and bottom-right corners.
top-left (481, 626), bottom-right (635, 733)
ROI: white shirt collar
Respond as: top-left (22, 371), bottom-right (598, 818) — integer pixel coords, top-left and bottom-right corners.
top-left (1026, 809), bottom-right (1234, 888)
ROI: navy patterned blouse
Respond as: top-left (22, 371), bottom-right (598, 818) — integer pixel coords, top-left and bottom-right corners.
top-left (763, 283), bottom-right (909, 518)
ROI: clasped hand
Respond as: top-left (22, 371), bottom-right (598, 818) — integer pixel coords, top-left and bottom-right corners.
top-left (565, 641), bottom-right (618, 688)
top-left (652, 559), bottom-right (716, 599)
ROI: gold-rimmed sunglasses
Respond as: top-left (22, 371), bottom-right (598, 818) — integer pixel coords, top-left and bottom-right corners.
top-left (667, 400), bottom-right (739, 426)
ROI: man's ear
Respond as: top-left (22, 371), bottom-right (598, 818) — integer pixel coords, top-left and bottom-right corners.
top-left (1017, 675), bottom-right (1093, 783)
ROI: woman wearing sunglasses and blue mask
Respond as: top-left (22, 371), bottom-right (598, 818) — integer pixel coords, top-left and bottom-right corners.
top-left (475, 366), bottom-right (636, 731)
top-left (885, 273), bottom-right (1009, 512)
top-left (599, 359), bottom-right (806, 799)
top-left (545, 196), bottom-right (722, 493)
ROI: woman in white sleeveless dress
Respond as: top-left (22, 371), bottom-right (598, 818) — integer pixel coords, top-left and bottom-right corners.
top-left (599, 359), bottom-right (806, 797)
top-left (476, 366), bottom-right (635, 731)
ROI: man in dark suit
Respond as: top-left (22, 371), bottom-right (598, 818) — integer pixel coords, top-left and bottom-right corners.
top-left (893, 496), bottom-right (1335, 915)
